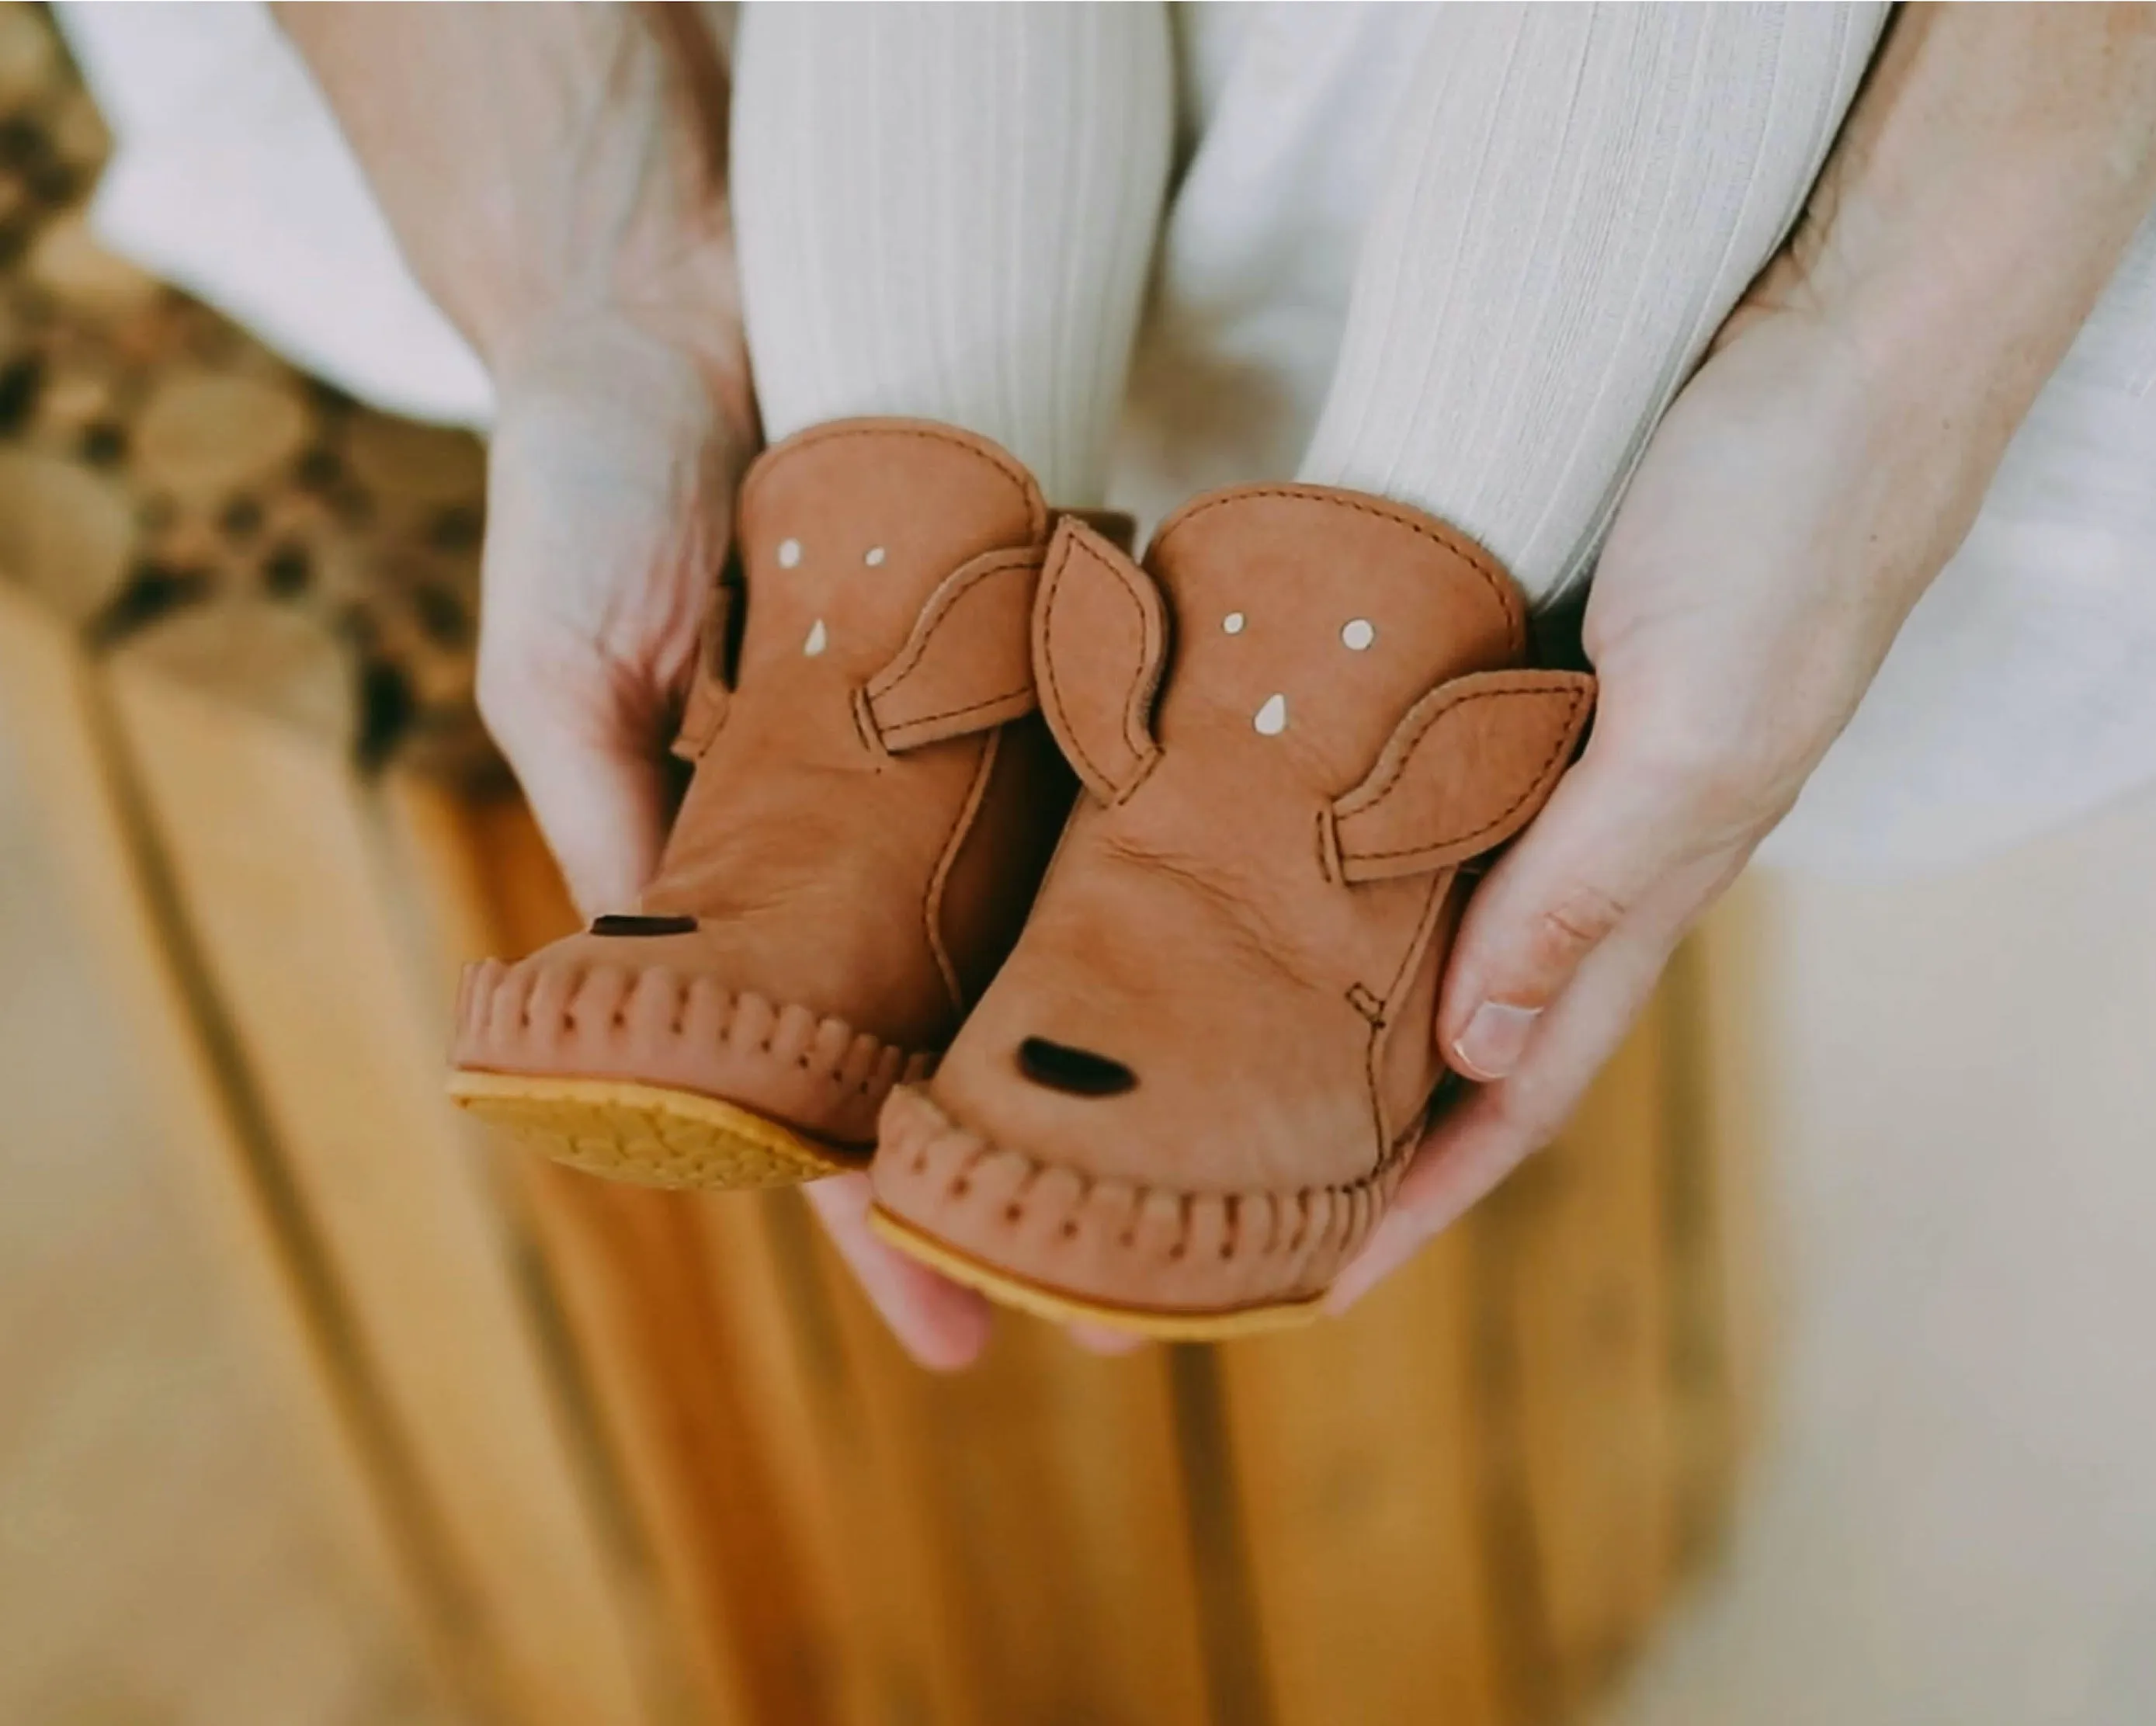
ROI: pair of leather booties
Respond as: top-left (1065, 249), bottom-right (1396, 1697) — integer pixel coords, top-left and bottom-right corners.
top-left (450, 419), bottom-right (1593, 1337)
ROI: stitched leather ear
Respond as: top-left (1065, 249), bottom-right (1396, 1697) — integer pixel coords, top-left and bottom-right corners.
top-left (670, 581), bottom-right (736, 761)
top-left (859, 545), bottom-right (1044, 752)
top-left (1034, 517), bottom-right (1168, 803)
top-left (1323, 669), bottom-right (1594, 884)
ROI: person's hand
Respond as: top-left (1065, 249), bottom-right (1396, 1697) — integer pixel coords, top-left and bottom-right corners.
top-left (478, 312), bottom-right (748, 913)
top-left (1325, 304), bottom-right (1994, 1309)
top-left (281, 3), bottom-right (755, 911)
top-left (484, 317), bottom-right (1019, 1371)
top-left (286, 2), bottom-right (1010, 1367)
top-left (1325, 4), bottom-right (2156, 1312)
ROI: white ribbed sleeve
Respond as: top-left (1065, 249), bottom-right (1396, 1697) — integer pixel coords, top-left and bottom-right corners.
top-left (731, 2), bottom-right (1173, 507)
top-left (1299, 4), bottom-right (1887, 601)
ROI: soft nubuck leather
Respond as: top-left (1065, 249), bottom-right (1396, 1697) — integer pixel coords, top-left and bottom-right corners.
top-left (450, 418), bottom-right (1103, 1188)
top-left (870, 484), bottom-right (1595, 1332)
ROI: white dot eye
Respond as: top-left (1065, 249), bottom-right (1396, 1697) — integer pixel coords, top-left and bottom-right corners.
top-left (776, 538), bottom-right (803, 568)
top-left (864, 547), bottom-right (886, 567)
top-left (1342, 618), bottom-right (1375, 651)
top-left (1223, 612), bottom-right (1246, 635)
top-left (803, 618), bottom-right (828, 657)
top-left (1254, 693), bottom-right (1287, 735)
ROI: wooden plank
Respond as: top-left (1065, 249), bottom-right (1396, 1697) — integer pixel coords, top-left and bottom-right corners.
top-left (1477, 994), bottom-right (1679, 1718)
top-left (0, 587), bottom-right (459, 1709)
top-left (99, 635), bottom-right (656, 1726)
top-left (808, 1236), bottom-right (1217, 1726)
top-left (389, 776), bottom-right (873, 1726)
top-left (1217, 1226), bottom-right (1506, 1726)
top-left (404, 786), bottom-right (1217, 1726)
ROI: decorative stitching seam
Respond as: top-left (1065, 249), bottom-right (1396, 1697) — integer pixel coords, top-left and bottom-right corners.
top-left (1382, 868), bottom-right (1452, 1004)
top-left (877, 686), bottom-right (1036, 744)
top-left (1360, 869), bottom-right (1453, 1158)
top-left (740, 421), bottom-right (1047, 542)
top-left (1339, 675), bottom-right (1585, 815)
top-left (866, 548), bottom-right (1040, 698)
top-left (1148, 482), bottom-right (1525, 658)
top-left (463, 965), bottom-right (928, 1099)
top-left (1315, 809), bottom-right (1340, 885)
top-left (849, 687), bottom-right (891, 759)
top-left (889, 1089), bottom-right (1411, 1267)
top-left (1339, 681), bottom-right (1591, 864)
top-left (1038, 530), bottom-right (1163, 800)
top-left (1036, 543), bottom-right (1105, 790)
top-left (920, 730), bottom-right (1000, 1015)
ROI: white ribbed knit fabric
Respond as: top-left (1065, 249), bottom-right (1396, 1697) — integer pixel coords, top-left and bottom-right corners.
top-left (1299, 4), bottom-right (1887, 603)
top-left (730, 2), bottom-right (1172, 508)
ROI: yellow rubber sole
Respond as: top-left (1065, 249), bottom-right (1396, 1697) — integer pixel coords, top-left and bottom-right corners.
top-left (868, 1206), bottom-right (1327, 1341)
top-left (448, 1070), bottom-right (863, 1190)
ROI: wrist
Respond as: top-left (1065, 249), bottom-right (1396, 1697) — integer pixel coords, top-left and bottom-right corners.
top-left (281, 1), bottom-right (745, 409)
top-left (1727, 7), bottom-right (2156, 453)
top-left (489, 300), bottom-right (756, 488)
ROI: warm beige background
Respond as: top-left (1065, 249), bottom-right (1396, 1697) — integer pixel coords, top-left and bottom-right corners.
top-left (4, 706), bottom-right (2152, 1724)
top-left (0, 725), bottom-right (441, 1724)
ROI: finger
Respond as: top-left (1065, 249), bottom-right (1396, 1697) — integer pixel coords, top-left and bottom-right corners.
top-left (804, 1173), bottom-right (994, 1372)
top-left (477, 641), bottom-right (675, 916)
top-left (1437, 733), bottom-right (1716, 1082)
top-left (1328, 867), bottom-right (1712, 1316)
top-left (509, 723), bottom-right (674, 919)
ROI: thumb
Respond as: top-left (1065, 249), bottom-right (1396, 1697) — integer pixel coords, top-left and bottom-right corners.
top-left (1436, 737), bottom-right (1705, 1082)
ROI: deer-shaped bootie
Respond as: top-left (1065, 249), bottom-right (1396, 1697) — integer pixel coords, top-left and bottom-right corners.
top-left (870, 484), bottom-right (1595, 1333)
top-left (450, 420), bottom-right (1096, 1189)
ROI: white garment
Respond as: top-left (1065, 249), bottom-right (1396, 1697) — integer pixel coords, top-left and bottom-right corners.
top-left (56, 2), bottom-right (491, 428)
top-left (50, 2), bottom-right (2156, 877)
top-left (731, 2), bottom-right (1172, 506)
top-left (1297, 4), bottom-right (1884, 600)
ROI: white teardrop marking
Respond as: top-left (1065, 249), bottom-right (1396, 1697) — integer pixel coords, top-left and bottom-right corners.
top-left (864, 546), bottom-right (887, 567)
top-left (776, 537), bottom-right (803, 568)
top-left (1254, 693), bottom-right (1287, 736)
top-left (1342, 618), bottom-right (1375, 651)
top-left (1223, 612), bottom-right (1246, 635)
top-left (804, 618), bottom-right (828, 657)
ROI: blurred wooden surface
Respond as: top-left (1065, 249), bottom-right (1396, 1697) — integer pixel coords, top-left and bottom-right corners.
top-left (0, 648), bottom-right (446, 1726)
top-left (0, 9), bottom-right (1768, 1723)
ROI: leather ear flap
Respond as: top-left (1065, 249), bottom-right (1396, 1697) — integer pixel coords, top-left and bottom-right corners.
top-left (1034, 517), bottom-right (1168, 803)
top-left (670, 581), bottom-right (737, 761)
top-left (1323, 670), bottom-right (1595, 884)
top-left (859, 545), bottom-right (1044, 753)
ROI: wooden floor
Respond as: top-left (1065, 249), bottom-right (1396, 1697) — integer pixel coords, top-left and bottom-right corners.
top-left (0, 723), bottom-right (449, 1726)
top-left (8, 689), bottom-right (2156, 1725)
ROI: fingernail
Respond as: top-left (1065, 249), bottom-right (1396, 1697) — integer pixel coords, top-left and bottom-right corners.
top-left (1452, 1001), bottom-right (1541, 1081)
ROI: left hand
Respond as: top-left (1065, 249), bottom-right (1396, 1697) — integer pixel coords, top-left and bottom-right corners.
top-left (1327, 301), bottom-right (1985, 1310)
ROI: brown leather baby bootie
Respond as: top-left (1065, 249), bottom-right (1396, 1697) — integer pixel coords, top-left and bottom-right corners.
top-left (870, 484), bottom-right (1594, 1333)
top-left (450, 418), bottom-right (1099, 1188)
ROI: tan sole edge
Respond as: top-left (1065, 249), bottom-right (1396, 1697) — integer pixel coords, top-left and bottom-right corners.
top-left (448, 1070), bottom-right (863, 1190)
top-left (868, 1206), bottom-right (1327, 1341)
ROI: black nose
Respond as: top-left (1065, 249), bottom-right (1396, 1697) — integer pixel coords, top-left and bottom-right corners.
top-left (1017, 1037), bottom-right (1137, 1098)
top-left (589, 913), bottom-right (699, 937)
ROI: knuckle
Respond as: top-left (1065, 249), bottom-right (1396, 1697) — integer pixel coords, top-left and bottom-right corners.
top-left (1526, 881), bottom-right (1627, 974)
